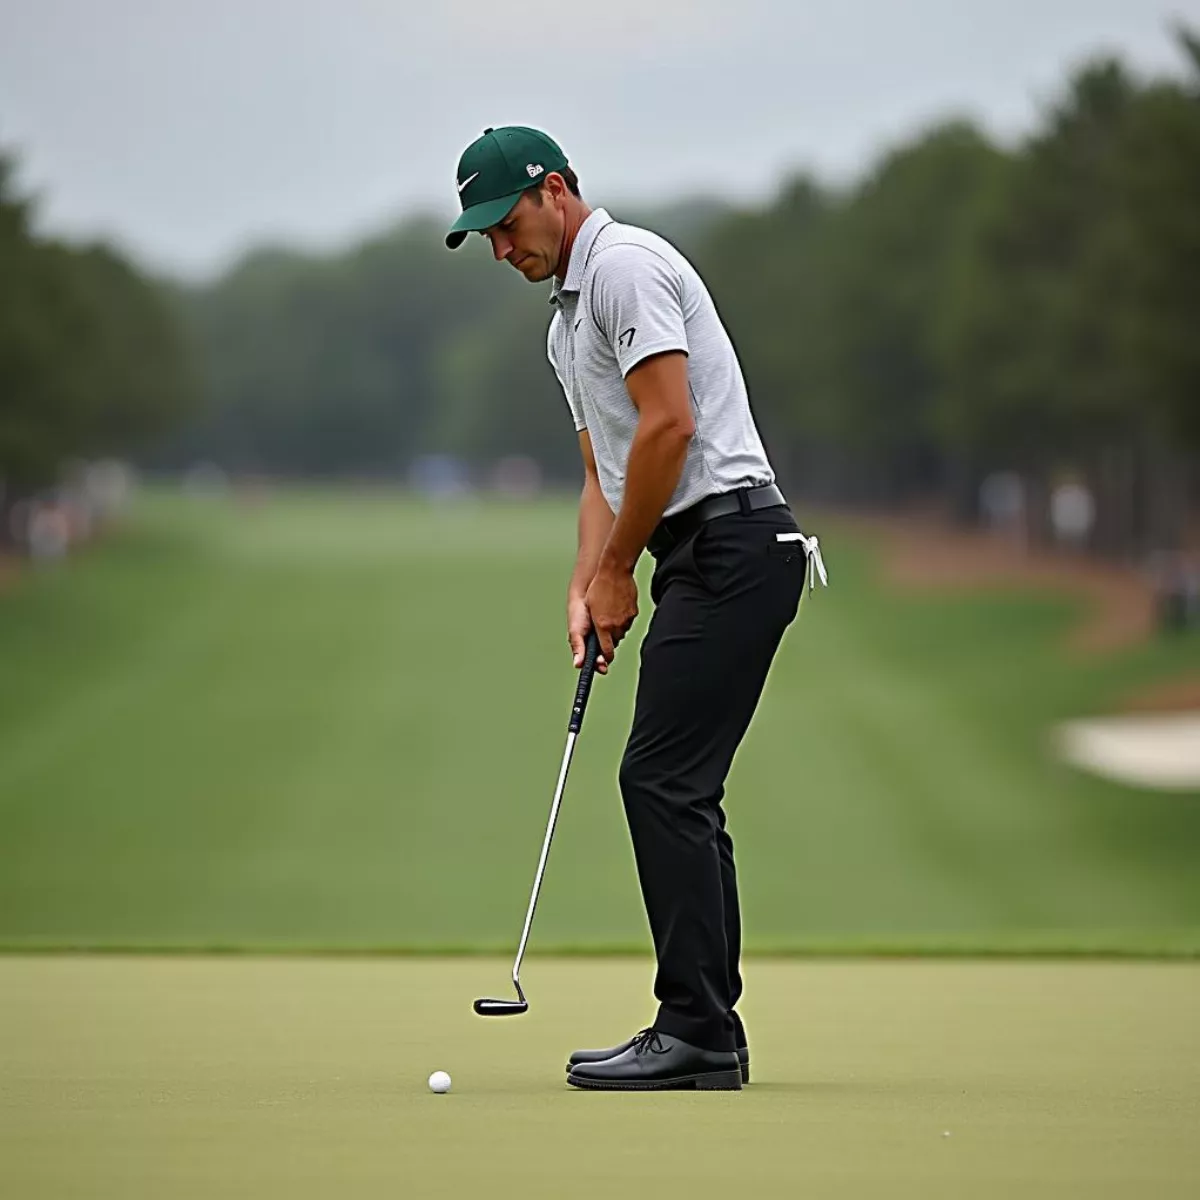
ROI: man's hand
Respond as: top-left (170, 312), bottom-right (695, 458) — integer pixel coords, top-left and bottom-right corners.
top-left (567, 592), bottom-right (609, 675)
top-left (584, 564), bottom-right (639, 666)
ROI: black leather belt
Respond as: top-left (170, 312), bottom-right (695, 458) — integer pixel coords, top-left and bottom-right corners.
top-left (647, 483), bottom-right (787, 558)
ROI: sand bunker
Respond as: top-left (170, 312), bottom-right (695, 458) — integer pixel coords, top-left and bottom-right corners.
top-left (1056, 713), bottom-right (1200, 792)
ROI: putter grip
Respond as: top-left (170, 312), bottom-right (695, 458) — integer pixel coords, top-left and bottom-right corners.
top-left (569, 630), bottom-right (602, 733)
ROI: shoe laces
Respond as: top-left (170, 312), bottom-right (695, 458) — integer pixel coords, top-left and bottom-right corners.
top-left (630, 1027), bottom-right (667, 1057)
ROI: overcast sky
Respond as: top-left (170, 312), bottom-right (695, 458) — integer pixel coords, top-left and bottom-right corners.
top-left (2, 0), bottom-right (1198, 279)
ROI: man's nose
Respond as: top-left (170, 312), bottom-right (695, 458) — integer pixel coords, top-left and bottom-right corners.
top-left (490, 233), bottom-right (512, 262)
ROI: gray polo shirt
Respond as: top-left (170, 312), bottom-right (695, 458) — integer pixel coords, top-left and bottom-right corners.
top-left (547, 208), bottom-right (775, 518)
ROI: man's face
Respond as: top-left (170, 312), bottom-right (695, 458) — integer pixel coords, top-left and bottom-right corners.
top-left (480, 184), bottom-right (564, 282)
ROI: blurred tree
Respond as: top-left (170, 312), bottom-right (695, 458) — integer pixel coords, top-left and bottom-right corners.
top-left (938, 34), bottom-right (1200, 554)
top-left (1099, 29), bottom-right (1200, 552)
top-left (428, 282), bottom-right (578, 480)
top-left (698, 177), bottom-right (838, 493)
top-left (171, 200), bottom-right (730, 484)
top-left (152, 33), bottom-right (1200, 556)
top-left (937, 62), bottom-right (1140, 466)
top-left (702, 124), bottom-right (1004, 506)
top-left (1106, 38), bottom-right (1200, 451)
top-left (819, 122), bottom-right (1006, 504)
top-left (0, 149), bottom-right (196, 534)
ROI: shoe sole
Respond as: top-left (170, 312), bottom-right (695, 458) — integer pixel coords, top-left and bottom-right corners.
top-left (567, 1059), bottom-right (750, 1085)
top-left (566, 1067), bottom-right (743, 1092)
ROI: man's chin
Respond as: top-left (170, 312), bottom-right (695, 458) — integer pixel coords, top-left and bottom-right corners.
top-left (516, 260), bottom-right (551, 283)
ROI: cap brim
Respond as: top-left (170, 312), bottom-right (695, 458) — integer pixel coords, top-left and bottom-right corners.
top-left (445, 192), bottom-right (524, 249)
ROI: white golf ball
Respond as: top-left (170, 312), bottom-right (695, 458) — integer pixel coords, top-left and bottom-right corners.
top-left (428, 1070), bottom-right (452, 1094)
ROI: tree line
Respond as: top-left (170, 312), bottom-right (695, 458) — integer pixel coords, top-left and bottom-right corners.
top-left (698, 34), bottom-right (1200, 555)
top-left (0, 155), bottom-right (196, 541)
top-left (3, 28), bottom-right (1198, 559)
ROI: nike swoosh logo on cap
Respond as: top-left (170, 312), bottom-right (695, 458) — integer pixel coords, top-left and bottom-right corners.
top-left (457, 172), bottom-right (479, 193)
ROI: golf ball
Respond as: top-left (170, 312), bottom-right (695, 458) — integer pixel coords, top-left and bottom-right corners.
top-left (428, 1070), bottom-right (452, 1094)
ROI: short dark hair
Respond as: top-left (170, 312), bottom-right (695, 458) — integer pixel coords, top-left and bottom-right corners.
top-left (527, 165), bottom-right (581, 204)
top-left (558, 165), bottom-right (581, 197)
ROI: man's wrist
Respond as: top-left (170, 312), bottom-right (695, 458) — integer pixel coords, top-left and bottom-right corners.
top-left (568, 571), bottom-right (594, 602)
top-left (597, 544), bottom-right (638, 576)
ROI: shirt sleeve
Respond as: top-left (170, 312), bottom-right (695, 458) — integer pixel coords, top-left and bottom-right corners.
top-left (547, 314), bottom-right (586, 431)
top-left (590, 245), bottom-right (689, 378)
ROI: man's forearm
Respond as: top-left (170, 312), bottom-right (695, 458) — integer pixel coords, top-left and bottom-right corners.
top-left (569, 473), bottom-right (615, 599)
top-left (598, 417), bottom-right (691, 574)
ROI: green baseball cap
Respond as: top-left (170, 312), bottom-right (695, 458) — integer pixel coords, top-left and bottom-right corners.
top-left (445, 126), bottom-right (569, 249)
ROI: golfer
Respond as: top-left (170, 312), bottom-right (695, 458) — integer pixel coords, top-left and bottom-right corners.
top-left (446, 126), bottom-right (826, 1091)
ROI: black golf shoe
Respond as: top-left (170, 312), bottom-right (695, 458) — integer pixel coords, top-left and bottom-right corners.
top-left (566, 1029), bottom-right (742, 1091)
top-left (567, 1030), bottom-right (751, 1084)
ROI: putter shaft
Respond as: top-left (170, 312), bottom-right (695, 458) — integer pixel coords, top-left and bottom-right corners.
top-left (476, 631), bottom-right (601, 1016)
top-left (510, 729), bottom-right (578, 988)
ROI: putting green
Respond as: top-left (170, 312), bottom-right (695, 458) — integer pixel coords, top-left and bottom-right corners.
top-left (2, 956), bottom-right (1197, 1197)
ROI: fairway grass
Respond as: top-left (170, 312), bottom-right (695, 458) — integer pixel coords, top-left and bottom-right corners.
top-left (2, 956), bottom-right (1198, 1198)
top-left (1, 486), bottom-right (1199, 954)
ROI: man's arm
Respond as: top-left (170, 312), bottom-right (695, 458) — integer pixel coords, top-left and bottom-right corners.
top-left (597, 350), bottom-right (694, 575)
top-left (584, 350), bottom-right (694, 664)
top-left (567, 430), bottom-right (616, 671)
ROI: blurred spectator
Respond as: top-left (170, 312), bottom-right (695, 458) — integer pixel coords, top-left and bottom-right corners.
top-left (27, 500), bottom-right (70, 564)
top-left (490, 456), bottom-right (543, 500)
top-left (1152, 552), bottom-right (1200, 634)
top-left (183, 462), bottom-right (231, 500)
top-left (84, 460), bottom-right (135, 519)
top-left (408, 455), bottom-right (471, 501)
top-left (1050, 477), bottom-right (1096, 551)
top-left (979, 471), bottom-right (1025, 535)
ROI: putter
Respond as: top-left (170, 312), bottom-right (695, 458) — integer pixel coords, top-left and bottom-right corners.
top-left (474, 629), bottom-right (603, 1016)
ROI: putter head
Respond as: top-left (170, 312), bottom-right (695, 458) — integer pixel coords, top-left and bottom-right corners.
top-left (474, 976), bottom-right (528, 1016)
top-left (473, 997), bottom-right (529, 1016)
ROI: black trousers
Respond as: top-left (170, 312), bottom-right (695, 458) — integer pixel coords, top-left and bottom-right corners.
top-left (619, 504), bottom-right (809, 1053)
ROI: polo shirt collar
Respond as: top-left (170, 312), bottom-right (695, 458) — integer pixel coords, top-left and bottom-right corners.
top-left (550, 207), bottom-right (611, 304)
